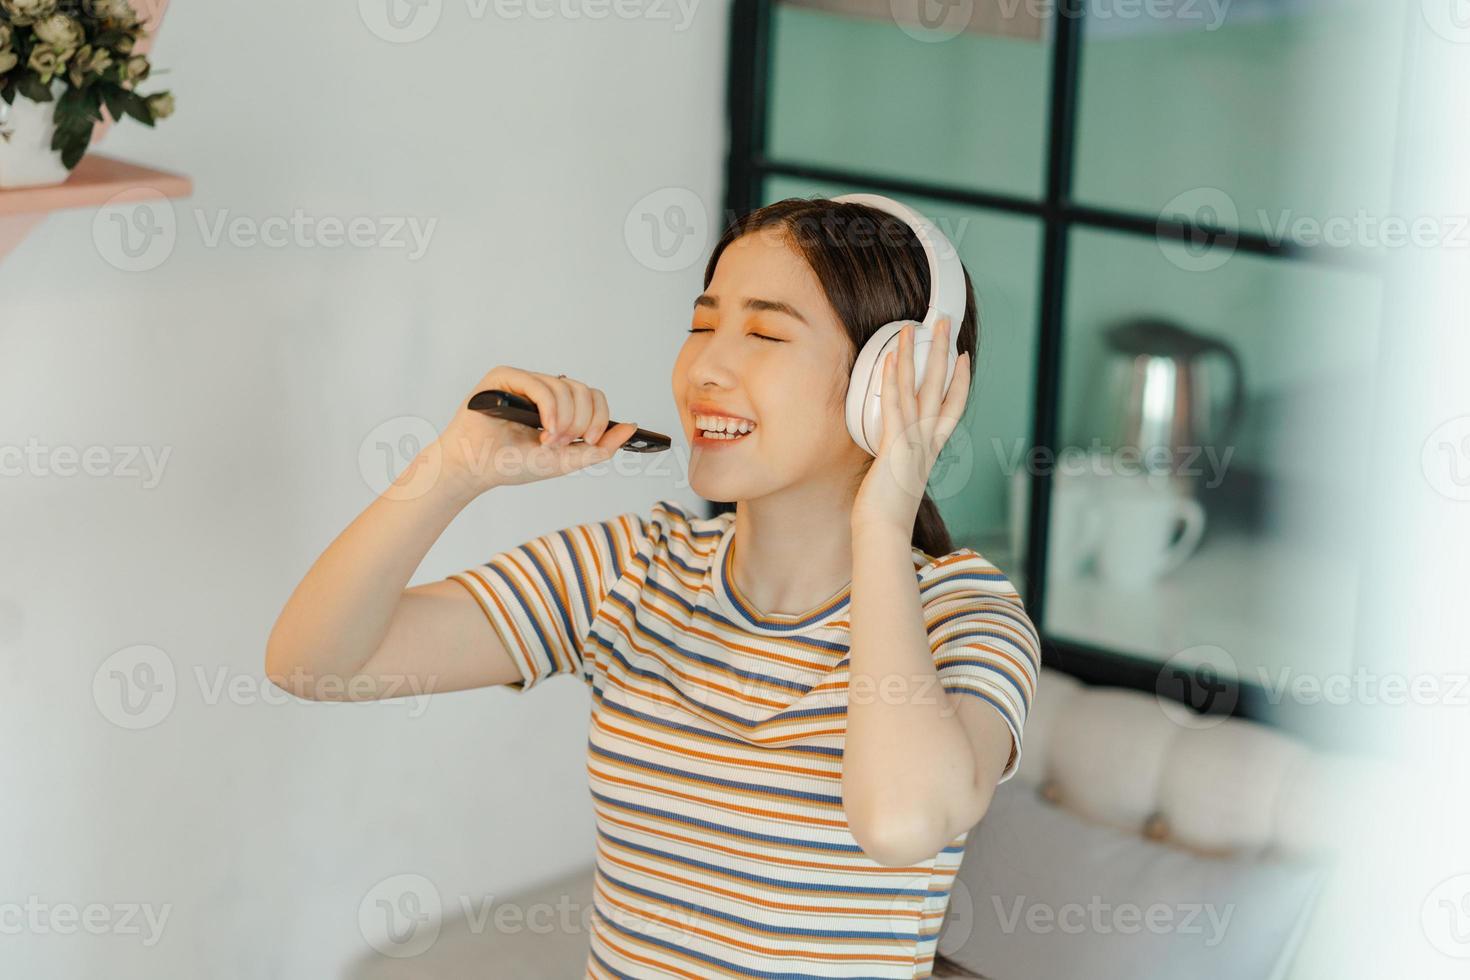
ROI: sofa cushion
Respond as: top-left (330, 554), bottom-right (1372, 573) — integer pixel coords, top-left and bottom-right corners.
top-left (937, 780), bottom-right (1326, 980)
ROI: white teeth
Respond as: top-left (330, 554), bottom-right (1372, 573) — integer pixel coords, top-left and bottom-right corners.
top-left (694, 413), bottom-right (755, 437)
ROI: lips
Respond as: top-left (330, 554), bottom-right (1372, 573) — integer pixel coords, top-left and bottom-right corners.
top-left (688, 401), bottom-right (756, 425)
top-left (687, 401), bottom-right (757, 447)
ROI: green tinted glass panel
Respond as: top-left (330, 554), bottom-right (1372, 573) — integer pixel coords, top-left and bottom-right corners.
top-left (762, 176), bottom-right (1042, 586)
top-left (1041, 225), bottom-right (1382, 685)
top-left (768, 5), bottom-right (1050, 200)
top-left (1073, 1), bottom-right (1403, 237)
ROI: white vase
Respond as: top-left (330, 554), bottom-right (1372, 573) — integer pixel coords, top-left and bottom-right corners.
top-left (0, 81), bottom-right (73, 189)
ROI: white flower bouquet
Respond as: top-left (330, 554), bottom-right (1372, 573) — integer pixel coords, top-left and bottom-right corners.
top-left (0, 0), bottom-right (173, 174)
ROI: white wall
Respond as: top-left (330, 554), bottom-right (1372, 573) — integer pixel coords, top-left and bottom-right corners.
top-left (0, 2), bottom-right (728, 976)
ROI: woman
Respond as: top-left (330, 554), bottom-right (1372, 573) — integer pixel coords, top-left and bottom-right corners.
top-left (266, 196), bottom-right (1039, 979)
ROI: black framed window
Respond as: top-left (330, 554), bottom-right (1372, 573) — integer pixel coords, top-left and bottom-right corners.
top-left (718, 0), bottom-right (1402, 746)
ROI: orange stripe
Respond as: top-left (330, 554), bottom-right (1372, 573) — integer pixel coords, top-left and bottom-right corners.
top-left (591, 658), bottom-right (847, 744)
top-left (593, 870), bottom-right (919, 967)
top-left (593, 605), bottom-right (858, 728)
top-left (594, 837), bottom-right (930, 916)
top-left (588, 762), bottom-right (848, 826)
top-left (592, 806), bottom-right (942, 880)
top-left (447, 570), bottom-right (539, 684)
top-left (591, 697), bottom-right (843, 771)
top-left (592, 714), bottom-right (839, 782)
top-left (645, 551), bottom-right (849, 659)
top-left (493, 545), bottom-right (577, 678)
top-left (450, 502), bottom-right (1033, 978)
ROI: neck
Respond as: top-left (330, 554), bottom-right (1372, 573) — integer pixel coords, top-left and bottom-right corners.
top-left (728, 478), bottom-right (866, 617)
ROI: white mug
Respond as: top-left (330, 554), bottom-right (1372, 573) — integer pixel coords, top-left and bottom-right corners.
top-left (1094, 479), bottom-right (1206, 589)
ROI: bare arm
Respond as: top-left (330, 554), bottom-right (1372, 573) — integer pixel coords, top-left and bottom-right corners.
top-left (264, 365), bottom-right (638, 702)
top-left (264, 466), bottom-right (521, 700)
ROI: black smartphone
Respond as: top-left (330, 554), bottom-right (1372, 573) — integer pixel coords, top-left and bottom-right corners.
top-left (467, 389), bottom-right (671, 453)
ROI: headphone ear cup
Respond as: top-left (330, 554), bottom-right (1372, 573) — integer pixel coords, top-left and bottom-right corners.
top-left (845, 320), bottom-right (913, 456)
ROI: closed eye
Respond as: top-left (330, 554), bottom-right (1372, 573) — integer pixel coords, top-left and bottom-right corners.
top-left (686, 328), bottom-right (784, 343)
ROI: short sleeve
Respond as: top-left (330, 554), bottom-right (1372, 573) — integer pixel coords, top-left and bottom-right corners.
top-left (921, 550), bottom-right (1041, 783)
top-left (446, 510), bottom-right (649, 694)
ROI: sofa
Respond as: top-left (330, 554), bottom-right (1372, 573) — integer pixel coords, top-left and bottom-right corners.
top-left (348, 667), bottom-right (1380, 979)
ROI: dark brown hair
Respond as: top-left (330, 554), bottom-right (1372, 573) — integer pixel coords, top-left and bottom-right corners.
top-left (702, 196), bottom-right (981, 558)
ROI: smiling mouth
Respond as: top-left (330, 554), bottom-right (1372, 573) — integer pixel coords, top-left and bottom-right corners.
top-left (692, 413), bottom-right (757, 443)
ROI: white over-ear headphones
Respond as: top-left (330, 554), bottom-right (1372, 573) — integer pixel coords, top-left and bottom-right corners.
top-left (830, 193), bottom-right (968, 457)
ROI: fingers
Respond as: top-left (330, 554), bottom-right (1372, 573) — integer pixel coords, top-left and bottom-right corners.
top-left (917, 318), bottom-right (951, 421)
top-left (558, 421), bottom-right (637, 472)
top-left (897, 324), bottom-right (917, 428)
top-left (502, 373), bottom-right (561, 434)
top-left (935, 351), bottom-right (971, 441)
top-left (537, 375), bottom-right (571, 445)
top-left (584, 388), bottom-right (611, 446)
top-left (880, 347), bottom-right (900, 454)
top-left (879, 321), bottom-right (967, 455)
top-left (477, 367), bottom-right (622, 455)
top-left (534, 375), bottom-right (594, 447)
top-left (595, 421), bottom-right (638, 453)
top-left (555, 378), bottom-right (594, 447)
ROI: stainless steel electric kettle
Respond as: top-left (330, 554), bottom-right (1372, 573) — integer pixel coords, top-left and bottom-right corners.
top-left (1098, 317), bottom-right (1245, 480)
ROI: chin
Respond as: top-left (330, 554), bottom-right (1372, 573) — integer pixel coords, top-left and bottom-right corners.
top-left (688, 467), bottom-right (757, 505)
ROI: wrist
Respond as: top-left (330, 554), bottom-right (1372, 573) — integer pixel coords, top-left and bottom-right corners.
top-left (850, 517), bottom-right (911, 549)
top-left (385, 438), bottom-right (494, 509)
top-left (434, 432), bottom-right (505, 499)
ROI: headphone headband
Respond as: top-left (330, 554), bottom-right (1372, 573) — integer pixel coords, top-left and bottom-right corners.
top-left (828, 193), bottom-right (969, 456)
top-left (829, 193), bottom-right (967, 332)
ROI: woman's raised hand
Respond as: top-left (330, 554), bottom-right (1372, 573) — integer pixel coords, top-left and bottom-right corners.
top-left (434, 366), bottom-right (639, 495)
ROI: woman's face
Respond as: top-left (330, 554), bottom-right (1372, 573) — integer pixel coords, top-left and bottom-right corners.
top-left (672, 229), bottom-right (869, 503)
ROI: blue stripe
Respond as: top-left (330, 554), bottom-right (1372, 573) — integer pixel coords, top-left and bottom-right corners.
top-left (609, 591), bottom-right (841, 692)
top-left (588, 742), bottom-right (844, 807)
top-left (585, 629), bottom-right (851, 731)
top-left (943, 685), bottom-right (1023, 736)
top-left (588, 909), bottom-right (899, 980)
top-left (936, 623), bottom-right (1039, 666)
top-left (641, 576), bottom-right (851, 655)
top-left (588, 788), bottom-right (865, 854)
top-left (590, 694), bottom-right (845, 759)
top-left (483, 558), bottom-right (563, 679)
top-left (596, 865), bottom-right (923, 942)
top-left (934, 657), bottom-right (1032, 712)
top-left (597, 827), bottom-right (940, 899)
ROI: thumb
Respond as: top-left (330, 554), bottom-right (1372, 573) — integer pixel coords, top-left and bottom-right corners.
top-left (557, 422), bottom-right (638, 471)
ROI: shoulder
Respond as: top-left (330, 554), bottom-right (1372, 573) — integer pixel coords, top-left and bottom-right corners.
top-left (916, 547), bottom-right (1023, 601)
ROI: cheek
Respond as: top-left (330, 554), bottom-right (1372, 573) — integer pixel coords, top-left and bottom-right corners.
top-left (760, 369), bottom-right (850, 448)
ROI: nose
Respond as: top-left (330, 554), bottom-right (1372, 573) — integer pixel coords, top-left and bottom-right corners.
top-left (684, 328), bottom-right (741, 391)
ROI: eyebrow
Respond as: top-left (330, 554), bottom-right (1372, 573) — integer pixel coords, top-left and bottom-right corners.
top-left (693, 294), bottom-right (810, 326)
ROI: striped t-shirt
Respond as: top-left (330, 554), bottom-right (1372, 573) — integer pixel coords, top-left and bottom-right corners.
top-left (447, 498), bottom-right (1039, 979)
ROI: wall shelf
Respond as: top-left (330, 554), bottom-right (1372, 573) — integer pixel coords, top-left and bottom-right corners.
top-left (0, 154), bottom-right (192, 262)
